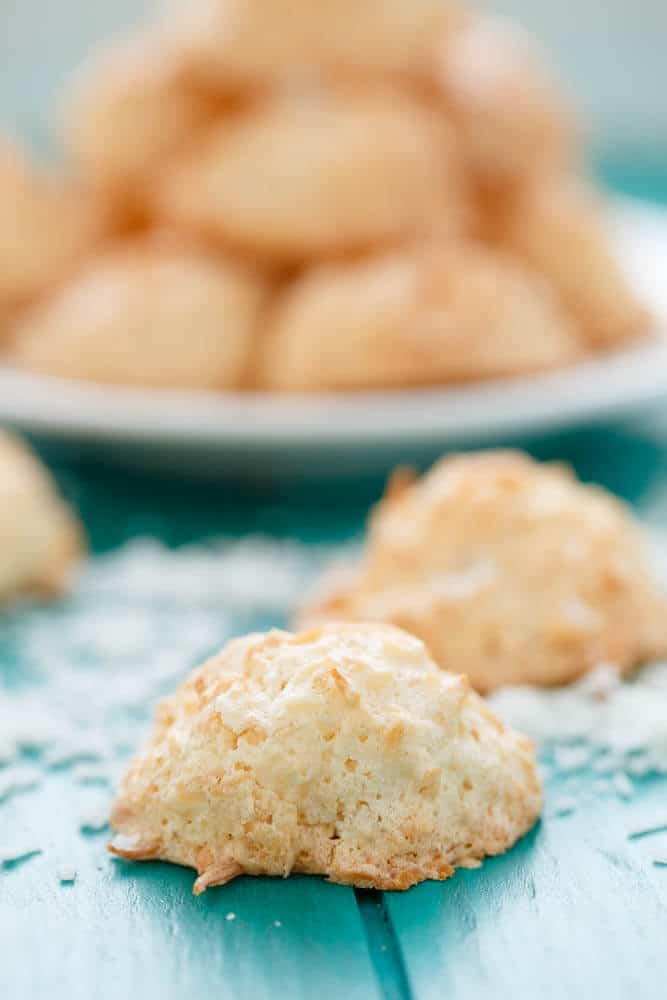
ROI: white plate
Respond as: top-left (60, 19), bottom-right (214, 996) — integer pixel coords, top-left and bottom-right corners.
top-left (2, 197), bottom-right (667, 478)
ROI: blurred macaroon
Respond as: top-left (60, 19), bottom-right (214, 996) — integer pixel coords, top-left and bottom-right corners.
top-left (0, 431), bottom-right (83, 602)
top-left (159, 0), bottom-right (465, 88)
top-left (259, 242), bottom-right (579, 391)
top-left (0, 141), bottom-right (108, 324)
top-left (494, 178), bottom-right (649, 349)
top-left (11, 235), bottom-right (267, 390)
top-left (61, 32), bottom-right (214, 206)
top-left (431, 14), bottom-right (576, 191)
top-left (299, 451), bottom-right (667, 691)
top-left (154, 86), bottom-right (467, 263)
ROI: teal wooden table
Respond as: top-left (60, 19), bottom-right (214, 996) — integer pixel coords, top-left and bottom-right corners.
top-left (2, 421), bottom-right (667, 1000)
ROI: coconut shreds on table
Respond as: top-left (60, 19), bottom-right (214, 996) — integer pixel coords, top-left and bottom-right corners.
top-left (0, 764), bottom-right (42, 802)
top-left (79, 803), bottom-right (110, 834)
top-left (489, 662), bottom-right (667, 779)
top-left (56, 865), bottom-right (77, 883)
top-left (0, 536), bottom-right (345, 769)
top-left (0, 843), bottom-right (42, 866)
top-left (0, 533), bottom-right (666, 869)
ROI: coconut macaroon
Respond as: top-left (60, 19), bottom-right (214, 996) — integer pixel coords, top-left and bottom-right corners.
top-left (432, 15), bottom-right (575, 190)
top-left (497, 179), bottom-right (649, 348)
top-left (154, 87), bottom-right (466, 263)
top-left (11, 236), bottom-right (266, 390)
top-left (109, 623), bottom-right (541, 892)
top-left (259, 243), bottom-right (579, 391)
top-left (61, 33), bottom-right (213, 199)
top-left (0, 141), bottom-right (107, 315)
top-left (161, 0), bottom-right (464, 87)
top-left (0, 431), bottom-right (83, 601)
top-left (299, 453), bottom-right (667, 691)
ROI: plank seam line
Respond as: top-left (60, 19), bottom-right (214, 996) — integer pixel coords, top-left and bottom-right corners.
top-left (354, 889), bottom-right (412, 1000)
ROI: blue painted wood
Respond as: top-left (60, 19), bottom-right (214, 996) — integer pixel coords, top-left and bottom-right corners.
top-left (386, 777), bottom-right (667, 1000)
top-left (2, 769), bottom-right (382, 1000)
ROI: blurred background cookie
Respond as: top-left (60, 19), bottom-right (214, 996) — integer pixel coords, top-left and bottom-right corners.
top-left (11, 235), bottom-right (267, 389)
top-left (0, 141), bottom-right (108, 321)
top-left (159, 0), bottom-right (465, 87)
top-left (0, 429), bottom-right (83, 601)
top-left (259, 243), bottom-right (579, 390)
top-left (154, 86), bottom-right (466, 264)
top-left (300, 451), bottom-right (667, 690)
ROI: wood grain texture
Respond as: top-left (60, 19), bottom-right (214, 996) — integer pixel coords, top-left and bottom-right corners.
top-left (386, 776), bottom-right (667, 1000)
top-left (2, 773), bottom-right (381, 1000)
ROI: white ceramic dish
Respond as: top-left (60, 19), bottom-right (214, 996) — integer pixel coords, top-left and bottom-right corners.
top-left (1, 197), bottom-right (667, 479)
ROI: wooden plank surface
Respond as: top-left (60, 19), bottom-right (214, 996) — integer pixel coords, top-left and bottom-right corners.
top-left (386, 776), bottom-right (667, 1000)
top-left (2, 769), bottom-right (382, 1000)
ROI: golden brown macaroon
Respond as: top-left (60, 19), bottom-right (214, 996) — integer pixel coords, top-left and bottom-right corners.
top-left (109, 623), bottom-right (542, 892)
top-left (11, 236), bottom-right (267, 390)
top-left (259, 242), bottom-right (579, 391)
top-left (432, 14), bottom-right (575, 190)
top-left (161, 0), bottom-right (464, 88)
top-left (495, 179), bottom-right (650, 349)
top-left (0, 430), bottom-right (83, 601)
top-left (299, 452), bottom-right (667, 691)
top-left (154, 86), bottom-right (466, 263)
top-left (0, 141), bottom-right (107, 315)
top-left (61, 33), bottom-right (214, 201)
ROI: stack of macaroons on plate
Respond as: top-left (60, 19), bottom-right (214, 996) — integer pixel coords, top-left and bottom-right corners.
top-left (0, 0), bottom-right (650, 391)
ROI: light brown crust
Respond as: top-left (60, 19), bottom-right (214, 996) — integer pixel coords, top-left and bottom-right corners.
top-left (110, 624), bottom-right (542, 892)
top-left (299, 452), bottom-right (667, 691)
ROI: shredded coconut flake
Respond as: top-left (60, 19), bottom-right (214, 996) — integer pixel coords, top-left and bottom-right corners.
top-left (57, 865), bottom-right (77, 883)
top-left (0, 765), bottom-right (42, 802)
top-left (0, 536), bottom-right (339, 788)
top-left (611, 773), bottom-right (634, 800)
top-left (0, 842), bottom-right (42, 865)
top-left (551, 796), bottom-right (577, 817)
top-left (79, 804), bottom-right (110, 834)
top-left (490, 662), bottom-right (667, 801)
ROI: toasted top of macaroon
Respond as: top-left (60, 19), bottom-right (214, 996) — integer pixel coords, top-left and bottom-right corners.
top-left (110, 622), bottom-right (541, 892)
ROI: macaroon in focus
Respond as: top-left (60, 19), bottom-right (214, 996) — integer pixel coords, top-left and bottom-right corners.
top-left (110, 623), bottom-right (542, 892)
